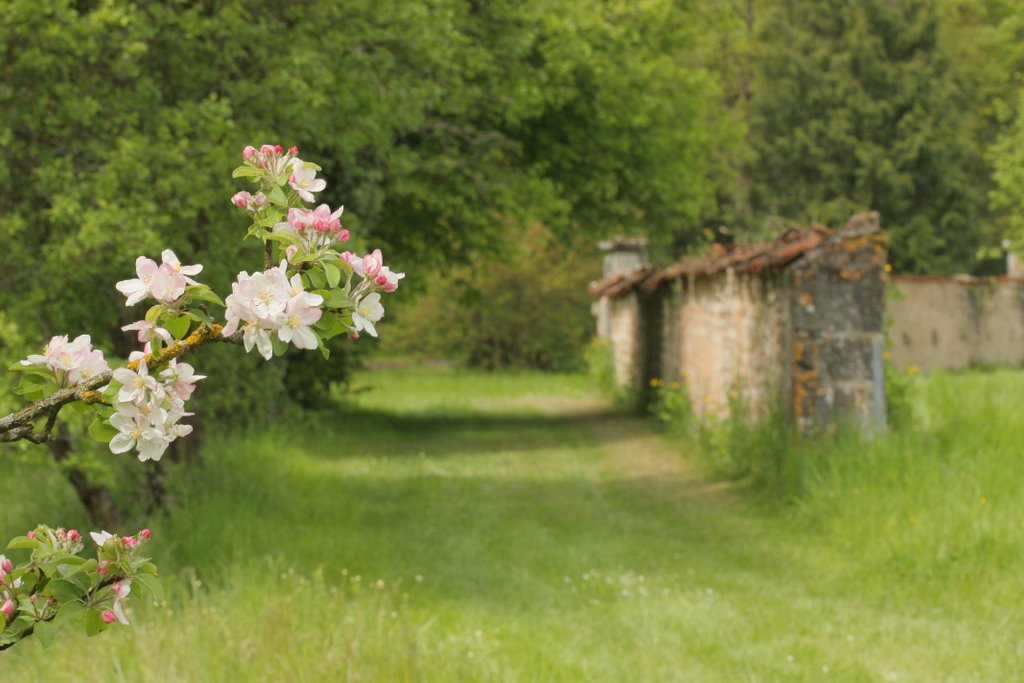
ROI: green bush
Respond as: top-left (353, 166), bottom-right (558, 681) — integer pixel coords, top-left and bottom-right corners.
top-left (387, 224), bottom-right (600, 372)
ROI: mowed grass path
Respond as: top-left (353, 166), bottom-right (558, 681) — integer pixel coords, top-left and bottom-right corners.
top-left (3, 367), bottom-right (1023, 681)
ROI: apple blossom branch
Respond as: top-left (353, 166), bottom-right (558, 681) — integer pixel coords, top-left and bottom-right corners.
top-left (0, 325), bottom-right (242, 445)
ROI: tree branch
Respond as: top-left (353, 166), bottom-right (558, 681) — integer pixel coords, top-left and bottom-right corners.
top-left (0, 574), bottom-right (127, 652)
top-left (0, 324), bottom-right (242, 442)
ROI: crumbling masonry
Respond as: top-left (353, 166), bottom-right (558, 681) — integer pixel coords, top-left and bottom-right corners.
top-left (589, 212), bottom-right (888, 432)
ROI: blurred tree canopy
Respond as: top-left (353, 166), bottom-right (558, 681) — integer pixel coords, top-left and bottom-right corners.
top-left (1, 0), bottom-right (1024, 378)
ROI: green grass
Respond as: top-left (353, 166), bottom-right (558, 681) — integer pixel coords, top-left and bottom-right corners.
top-left (2, 366), bottom-right (1024, 681)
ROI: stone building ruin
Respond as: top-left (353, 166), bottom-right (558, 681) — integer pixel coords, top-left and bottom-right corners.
top-left (589, 212), bottom-right (888, 432)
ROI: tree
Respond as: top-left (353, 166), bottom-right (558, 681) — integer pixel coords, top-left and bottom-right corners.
top-left (749, 0), bottom-right (987, 273)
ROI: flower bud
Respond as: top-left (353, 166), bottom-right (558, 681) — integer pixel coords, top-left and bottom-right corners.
top-left (1, 600), bottom-right (14, 616)
top-left (338, 229), bottom-right (350, 241)
top-left (1, 558), bottom-right (12, 573)
top-left (102, 611), bottom-right (117, 624)
top-left (242, 146), bottom-right (257, 159)
top-left (285, 245), bottom-right (299, 262)
top-left (25, 531), bottom-right (35, 540)
top-left (68, 529), bottom-right (81, 542)
top-left (139, 529), bottom-right (151, 542)
top-left (97, 560), bottom-right (109, 576)
top-left (231, 191), bottom-right (252, 209)
top-left (121, 536), bottom-right (139, 549)
top-left (375, 274), bottom-right (388, 286)
top-left (260, 144), bottom-right (276, 156)
top-left (288, 146), bottom-right (299, 155)
top-left (274, 144), bottom-right (284, 154)
top-left (29, 594), bottom-right (37, 603)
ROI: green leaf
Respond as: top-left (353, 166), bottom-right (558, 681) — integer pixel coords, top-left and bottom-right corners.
top-left (185, 285), bottom-right (224, 306)
top-left (270, 335), bottom-right (288, 357)
top-left (55, 600), bottom-right (88, 624)
top-left (139, 562), bottom-right (159, 575)
top-left (306, 269), bottom-right (327, 290)
top-left (267, 186), bottom-right (289, 207)
top-left (323, 261), bottom-right (342, 288)
top-left (321, 289), bottom-right (351, 309)
top-left (144, 304), bottom-right (164, 323)
top-left (34, 619), bottom-right (57, 649)
top-left (231, 166), bottom-right (260, 179)
top-left (84, 609), bottom-right (107, 637)
top-left (47, 579), bottom-right (84, 603)
top-left (88, 416), bottom-right (118, 444)
top-left (133, 574), bottom-right (164, 604)
top-left (165, 314), bottom-right (191, 340)
top-left (6, 536), bottom-right (40, 550)
top-left (186, 310), bottom-right (213, 325)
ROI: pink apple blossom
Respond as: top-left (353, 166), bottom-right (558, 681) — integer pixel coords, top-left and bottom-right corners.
top-left (102, 611), bottom-right (117, 624)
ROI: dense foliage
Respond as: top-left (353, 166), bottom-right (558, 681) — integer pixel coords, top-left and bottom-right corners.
top-left (386, 224), bottom-right (598, 371)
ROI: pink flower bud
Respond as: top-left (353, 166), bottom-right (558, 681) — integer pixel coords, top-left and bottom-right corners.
top-left (29, 594), bottom-right (37, 603)
top-left (139, 528), bottom-right (151, 541)
top-left (97, 561), bottom-right (109, 576)
top-left (362, 249), bottom-right (383, 278)
top-left (338, 229), bottom-right (350, 241)
top-left (1, 559), bottom-right (12, 573)
top-left (349, 332), bottom-right (360, 341)
top-left (25, 531), bottom-right (35, 540)
top-left (242, 146), bottom-right (257, 159)
top-left (340, 251), bottom-right (354, 265)
top-left (1, 600), bottom-right (14, 616)
top-left (288, 146), bottom-right (299, 155)
top-left (251, 192), bottom-right (269, 207)
top-left (121, 536), bottom-right (138, 549)
top-left (68, 529), bottom-right (81, 542)
top-left (274, 144), bottom-right (284, 154)
top-left (102, 611), bottom-right (117, 624)
top-left (285, 245), bottom-right (299, 262)
top-left (231, 191), bottom-right (252, 209)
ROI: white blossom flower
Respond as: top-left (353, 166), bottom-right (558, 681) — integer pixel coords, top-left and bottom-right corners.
top-left (277, 295), bottom-right (323, 349)
top-left (115, 257), bottom-right (160, 306)
top-left (159, 359), bottom-right (205, 401)
top-left (90, 530), bottom-right (114, 547)
top-left (111, 580), bottom-right (132, 625)
top-left (160, 249), bottom-right (203, 285)
top-left (351, 293), bottom-right (384, 338)
top-left (122, 320), bottom-right (172, 344)
top-left (109, 413), bottom-right (169, 462)
top-left (68, 348), bottom-right (110, 385)
top-left (113, 360), bottom-right (160, 404)
top-left (288, 160), bottom-right (327, 203)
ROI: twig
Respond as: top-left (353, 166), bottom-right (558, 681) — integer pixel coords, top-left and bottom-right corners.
top-left (0, 325), bottom-right (242, 442)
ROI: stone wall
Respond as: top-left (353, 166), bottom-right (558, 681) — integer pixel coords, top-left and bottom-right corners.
top-left (887, 276), bottom-right (1024, 371)
top-left (591, 213), bottom-right (888, 432)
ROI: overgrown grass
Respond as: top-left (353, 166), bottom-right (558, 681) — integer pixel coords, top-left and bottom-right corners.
top-left (1, 366), bottom-right (1023, 681)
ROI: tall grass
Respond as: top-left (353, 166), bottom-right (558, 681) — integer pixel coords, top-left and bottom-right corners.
top-left (1, 366), bottom-right (1023, 681)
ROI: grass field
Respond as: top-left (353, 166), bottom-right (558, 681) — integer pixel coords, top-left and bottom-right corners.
top-left (1, 366), bottom-right (1023, 681)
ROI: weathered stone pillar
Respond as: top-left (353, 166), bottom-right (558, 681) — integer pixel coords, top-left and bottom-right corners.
top-left (788, 212), bottom-right (888, 432)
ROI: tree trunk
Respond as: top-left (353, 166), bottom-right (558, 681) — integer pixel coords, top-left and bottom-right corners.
top-left (47, 427), bottom-right (123, 529)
